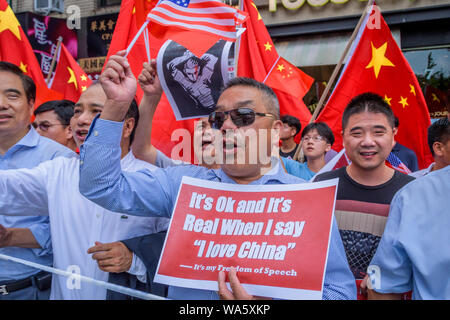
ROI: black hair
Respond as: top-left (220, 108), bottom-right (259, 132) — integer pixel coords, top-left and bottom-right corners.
top-left (0, 61), bottom-right (36, 103)
top-left (301, 122), bottom-right (335, 146)
top-left (427, 118), bottom-right (450, 156)
top-left (34, 100), bottom-right (75, 125)
top-left (281, 115), bottom-right (301, 136)
top-left (342, 92), bottom-right (395, 130)
top-left (221, 77), bottom-right (280, 119)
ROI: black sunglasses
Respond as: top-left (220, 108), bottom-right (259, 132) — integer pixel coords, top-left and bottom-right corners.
top-left (208, 108), bottom-right (276, 130)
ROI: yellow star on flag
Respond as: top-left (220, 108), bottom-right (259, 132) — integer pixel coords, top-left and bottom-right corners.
top-left (18, 62), bottom-right (27, 74)
top-left (409, 84), bottom-right (416, 96)
top-left (365, 42), bottom-right (395, 79)
top-left (67, 67), bottom-right (78, 90)
top-left (399, 96), bottom-right (408, 108)
top-left (0, 5), bottom-right (22, 40)
top-left (80, 74), bottom-right (87, 82)
top-left (384, 94), bottom-right (392, 106)
top-left (251, 2), bottom-right (262, 20)
top-left (81, 86), bottom-right (87, 92)
top-left (432, 93), bottom-right (440, 103)
top-left (264, 42), bottom-right (272, 51)
top-left (276, 64), bottom-right (285, 72)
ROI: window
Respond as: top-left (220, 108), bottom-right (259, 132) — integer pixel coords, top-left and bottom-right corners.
top-left (98, 0), bottom-right (121, 7)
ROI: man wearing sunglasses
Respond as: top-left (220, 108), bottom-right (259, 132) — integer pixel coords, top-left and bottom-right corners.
top-left (78, 52), bottom-right (356, 300)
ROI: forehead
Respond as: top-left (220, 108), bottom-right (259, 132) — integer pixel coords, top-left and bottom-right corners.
top-left (76, 85), bottom-right (106, 107)
top-left (303, 128), bottom-right (319, 136)
top-left (0, 71), bottom-right (25, 92)
top-left (35, 110), bottom-right (59, 122)
top-left (216, 85), bottom-right (265, 112)
top-left (345, 111), bottom-right (392, 130)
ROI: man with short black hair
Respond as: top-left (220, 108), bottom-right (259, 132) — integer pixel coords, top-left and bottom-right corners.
top-left (410, 117), bottom-right (450, 177)
top-left (279, 114), bottom-right (301, 159)
top-left (78, 52), bottom-right (356, 300)
top-left (33, 100), bottom-right (77, 151)
top-left (0, 61), bottom-right (74, 300)
top-left (314, 92), bottom-right (415, 299)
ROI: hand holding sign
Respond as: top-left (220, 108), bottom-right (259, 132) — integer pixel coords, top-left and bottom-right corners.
top-left (154, 177), bottom-right (338, 300)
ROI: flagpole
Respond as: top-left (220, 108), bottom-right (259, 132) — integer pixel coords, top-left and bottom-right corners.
top-left (292, 0), bottom-right (374, 162)
top-left (310, 0), bottom-right (374, 123)
top-left (46, 36), bottom-right (62, 86)
top-left (125, 20), bottom-right (150, 58)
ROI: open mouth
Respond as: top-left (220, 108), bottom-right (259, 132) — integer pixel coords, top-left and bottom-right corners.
top-left (360, 151), bottom-right (377, 159)
top-left (75, 129), bottom-right (89, 141)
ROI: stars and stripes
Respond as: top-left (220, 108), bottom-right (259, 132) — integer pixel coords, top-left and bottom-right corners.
top-left (147, 0), bottom-right (248, 42)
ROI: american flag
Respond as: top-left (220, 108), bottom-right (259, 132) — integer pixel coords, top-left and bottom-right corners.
top-left (385, 152), bottom-right (412, 174)
top-left (147, 0), bottom-right (248, 42)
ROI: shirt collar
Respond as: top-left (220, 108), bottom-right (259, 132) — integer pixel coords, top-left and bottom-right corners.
top-left (13, 126), bottom-right (40, 148)
top-left (212, 157), bottom-right (294, 185)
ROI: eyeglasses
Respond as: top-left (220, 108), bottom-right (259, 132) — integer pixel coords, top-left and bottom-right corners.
top-left (32, 122), bottom-right (66, 132)
top-left (302, 135), bottom-right (325, 143)
top-left (208, 108), bottom-right (276, 130)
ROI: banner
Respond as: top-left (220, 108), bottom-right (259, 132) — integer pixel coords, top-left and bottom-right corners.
top-left (155, 176), bottom-right (338, 300)
top-left (17, 12), bottom-right (77, 79)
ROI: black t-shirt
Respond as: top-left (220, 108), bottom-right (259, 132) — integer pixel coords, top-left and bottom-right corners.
top-left (279, 144), bottom-right (299, 159)
top-left (314, 167), bottom-right (415, 279)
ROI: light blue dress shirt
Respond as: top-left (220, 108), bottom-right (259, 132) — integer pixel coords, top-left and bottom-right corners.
top-left (79, 116), bottom-right (356, 300)
top-left (0, 126), bottom-right (75, 282)
top-left (369, 165), bottom-right (450, 299)
top-left (281, 157), bottom-right (316, 181)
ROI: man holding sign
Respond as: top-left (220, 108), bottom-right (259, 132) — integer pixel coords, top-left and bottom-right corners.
top-left (78, 52), bottom-right (356, 300)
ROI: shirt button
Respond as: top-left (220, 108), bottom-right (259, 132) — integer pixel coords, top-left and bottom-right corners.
top-left (94, 131), bottom-right (99, 136)
top-left (80, 160), bottom-right (84, 165)
top-left (96, 213), bottom-right (101, 218)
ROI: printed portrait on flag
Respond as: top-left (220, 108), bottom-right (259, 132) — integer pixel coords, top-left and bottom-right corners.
top-left (157, 39), bottom-right (234, 120)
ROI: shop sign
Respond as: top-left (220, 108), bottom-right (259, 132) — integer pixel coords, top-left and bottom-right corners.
top-left (269, 0), bottom-right (367, 12)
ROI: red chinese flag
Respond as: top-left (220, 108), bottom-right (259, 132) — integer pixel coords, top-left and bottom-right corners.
top-left (316, 4), bottom-right (433, 169)
top-left (238, 0), bottom-right (313, 140)
top-left (50, 43), bottom-right (92, 102)
top-left (265, 57), bottom-right (314, 101)
top-left (0, 0), bottom-right (51, 106)
top-left (106, 0), bottom-right (195, 161)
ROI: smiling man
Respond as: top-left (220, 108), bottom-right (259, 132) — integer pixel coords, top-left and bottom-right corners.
top-left (78, 52), bottom-right (356, 300)
top-left (0, 61), bottom-right (74, 300)
top-left (314, 92), bottom-right (415, 299)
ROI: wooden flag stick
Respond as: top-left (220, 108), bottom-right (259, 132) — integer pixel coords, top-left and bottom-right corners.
top-left (293, 0), bottom-right (374, 162)
top-left (310, 0), bottom-right (375, 123)
top-left (46, 37), bottom-right (62, 85)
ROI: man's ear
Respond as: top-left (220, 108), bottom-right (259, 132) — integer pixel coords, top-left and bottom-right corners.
top-left (393, 127), bottom-right (398, 136)
top-left (65, 125), bottom-right (73, 140)
top-left (28, 99), bottom-right (35, 117)
top-left (123, 117), bottom-right (136, 139)
top-left (325, 143), bottom-right (332, 153)
top-left (433, 141), bottom-right (443, 157)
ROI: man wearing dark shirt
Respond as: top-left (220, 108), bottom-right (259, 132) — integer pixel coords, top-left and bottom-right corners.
top-left (391, 117), bottom-right (419, 172)
top-left (279, 115), bottom-right (301, 159)
top-left (314, 93), bottom-right (414, 299)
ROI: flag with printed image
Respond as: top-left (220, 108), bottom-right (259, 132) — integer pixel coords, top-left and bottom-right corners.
top-left (147, 0), bottom-right (248, 57)
top-left (315, 3), bottom-right (433, 169)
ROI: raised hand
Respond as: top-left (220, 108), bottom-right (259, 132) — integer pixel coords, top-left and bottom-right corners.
top-left (99, 50), bottom-right (137, 122)
top-left (138, 60), bottom-right (162, 98)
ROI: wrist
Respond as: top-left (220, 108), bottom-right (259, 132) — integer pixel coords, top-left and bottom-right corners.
top-left (100, 98), bottom-right (131, 122)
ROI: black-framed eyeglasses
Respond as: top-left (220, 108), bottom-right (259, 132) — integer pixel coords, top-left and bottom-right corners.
top-left (32, 122), bottom-right (67, 132)
top-left (208, 108), bottom-right (276, 130)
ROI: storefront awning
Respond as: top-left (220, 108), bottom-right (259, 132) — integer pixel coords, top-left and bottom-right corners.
top-left (274, 30), bottom-right (400, 67)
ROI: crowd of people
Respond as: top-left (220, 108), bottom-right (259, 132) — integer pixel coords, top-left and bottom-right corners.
top-left (0, 53), bottom-right (449, 300)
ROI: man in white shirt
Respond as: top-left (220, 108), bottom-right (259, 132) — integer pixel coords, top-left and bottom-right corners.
top-left (0, 83), bottom-right (169, 299)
